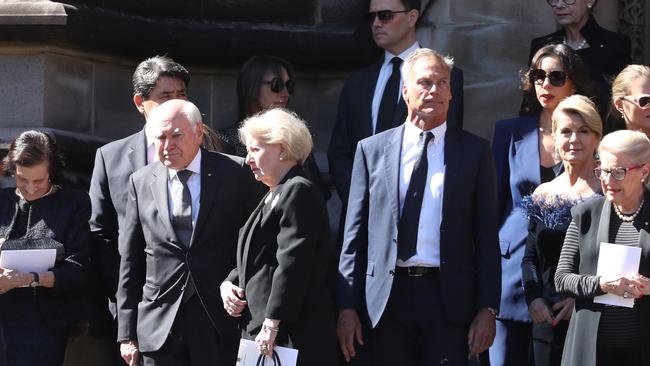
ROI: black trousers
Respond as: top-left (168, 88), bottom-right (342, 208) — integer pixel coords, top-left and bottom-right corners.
top-left (143, 295), bottom-right (234, 366)
top-left (596, 347), bottom-right (640, 366)
top-left (371, 272), bottom-right (470, 366)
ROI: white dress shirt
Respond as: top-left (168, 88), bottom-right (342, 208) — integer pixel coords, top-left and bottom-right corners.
top-left (167, 150), bottom-right (202, 237)
top-left (371, 41), bottom-right (419, 134)
top-left (397, 121), bottom-right (446, 267)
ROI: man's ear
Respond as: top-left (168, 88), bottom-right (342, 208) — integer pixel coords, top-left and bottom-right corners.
top-left (408, 9), bottom-right (419, 28)
top-left (133, 94), bottom-right (145, 115)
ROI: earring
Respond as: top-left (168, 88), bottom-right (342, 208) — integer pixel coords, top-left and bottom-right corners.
top-left (587, 3), bottom-right (593, 9)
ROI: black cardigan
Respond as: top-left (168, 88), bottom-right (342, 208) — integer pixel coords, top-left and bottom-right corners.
top-left (0, 187), bottom-right (92, 326)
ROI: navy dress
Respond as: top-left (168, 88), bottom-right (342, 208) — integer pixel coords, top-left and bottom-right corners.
top-left (522, 194), bottom-right (597, 365)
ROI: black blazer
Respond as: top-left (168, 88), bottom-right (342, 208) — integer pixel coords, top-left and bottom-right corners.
top-left (89, 129), bottom-right (147, 305)
top-left (0, 188), bottom-right (91, 327)
top-left (225, 166), bottom-right (336, 366)
top-left (529, 15), bottom-right (631, 81)
top-left (116, 150), bottom-right (263, 353)
top-left (327, 59), bottom-right (464, 206)
top-left (338, 125), bottom-right (501, 327)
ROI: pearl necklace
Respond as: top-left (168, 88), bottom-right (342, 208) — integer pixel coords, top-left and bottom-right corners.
top-left (613, 199), bottom-right (645, 222)
top-left (563, 36), bottom-right (588, 50)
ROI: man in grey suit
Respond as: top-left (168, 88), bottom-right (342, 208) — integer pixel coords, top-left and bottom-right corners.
top-left (117, 100), bottom-right (262, 366)
top-left (337, 48), bottom-right (500, 365)
top-left (89, 55), bottom-right (190, 312)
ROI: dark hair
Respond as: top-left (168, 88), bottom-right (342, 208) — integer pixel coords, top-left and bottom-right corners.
top-left (237, 55), bottom-right (295, 121)
top-left (132, 55), bottom-right (190, 99)
top-left (399, 0), bottom-right (421, 11)
top-left (520, 43), bottom-right (595, 116)
top-left (2, 130), bottom-right (63, 184)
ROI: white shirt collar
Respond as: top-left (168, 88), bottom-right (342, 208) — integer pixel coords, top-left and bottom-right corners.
top-left (383, 41), bottom-right (419, 67)
top-left (168, 149), bottom-right (202, 180)
top-left (403, 120), bottom-right (447, 145)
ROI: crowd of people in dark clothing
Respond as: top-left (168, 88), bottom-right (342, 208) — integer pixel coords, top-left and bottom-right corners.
top-left (0, 0), bottom-right (649, 365)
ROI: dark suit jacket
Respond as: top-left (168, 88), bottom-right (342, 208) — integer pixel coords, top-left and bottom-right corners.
top-left (328, 60), bottom-right (464, 206)
top-left (491, 116), bottom-right (542, 321)
top-left (89, 129), bottom-right (147, 306)
top-left (337, 124), bottom-right (500, 328)
top-left (116, 150), bottom-right (263, 353)
top-left (226, 166), bottom-right (336, 366)
top-left (555, 193), bottom-right (650, 366)
top-left (0, 188), bottom-right (91, 327)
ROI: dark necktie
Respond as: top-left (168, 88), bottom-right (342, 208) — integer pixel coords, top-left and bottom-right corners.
top-left (397, 131), bottom-right (434, 261)
top-left (172, 169), bottom-right (193, 247)
top-left (376, 57), bottom-right (403, 134)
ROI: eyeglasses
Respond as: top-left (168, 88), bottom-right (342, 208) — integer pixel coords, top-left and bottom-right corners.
top-left (529, 69), bottom-right (568, 87)
top-left (547, 0), bottom-right (577, 7)
top-left (262, 78), bottom-right (295, 94)
top-left (365, 9), bottom-right (412, 23)
top-left (620, 95), bottom-right (650, 109)
top-left (594, 165), bottom-right (644, 181)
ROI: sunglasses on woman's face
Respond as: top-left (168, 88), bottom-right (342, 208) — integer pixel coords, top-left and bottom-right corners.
top-left (621, 95), bottom-right (650, 109)
top-left (365, 9), bottom-right (411, 23)
top-left (262, 78), bottom-right (295, 94)
top-left (529, 69), bottom-right (568, 87)
top-left (546, 0), bottom-right (577, 7)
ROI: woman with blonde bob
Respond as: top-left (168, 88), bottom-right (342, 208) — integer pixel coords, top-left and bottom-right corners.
top-left (220, 109), bottom-right (336, 366)
top-left (611, 65), bottom-right (650, 137)
top-left (556, 129), bottom-right (650, 365)
top-left (522, 95), bottom-right (602, 366)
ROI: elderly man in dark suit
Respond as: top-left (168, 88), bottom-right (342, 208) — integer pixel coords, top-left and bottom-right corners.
top-left (328, 0), bottom-right (463, 209)
top-left (117, 99), bottom-right (262, 366)
top-left (337, 48), bottom-right (500, 366)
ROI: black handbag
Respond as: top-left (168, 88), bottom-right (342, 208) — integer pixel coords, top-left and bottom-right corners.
top-left (256, 350), bottom-right (281, 366)
top-left (0, 237), bottom-right (65, 261)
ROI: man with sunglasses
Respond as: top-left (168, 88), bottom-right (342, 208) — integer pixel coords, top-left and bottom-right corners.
top-left (328, 0), bottom-right (464, 217)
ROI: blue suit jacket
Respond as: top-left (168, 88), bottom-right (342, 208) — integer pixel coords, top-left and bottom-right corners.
top-left (491, 116), bottom-right (541, 321)
top-left (338, 124), bottom-right (500, 327)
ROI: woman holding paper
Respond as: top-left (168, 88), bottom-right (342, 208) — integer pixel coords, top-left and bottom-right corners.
top-left (220, 109), bottom-right (336, 366)
top-left (521, 95), bottom-right (602, 366)
top-left (0, 130), bottom-right (91, 366)
top-left (555, 129), bottom-right (650, 366)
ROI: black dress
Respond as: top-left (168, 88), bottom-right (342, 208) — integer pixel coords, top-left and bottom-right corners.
top-left (522, 194), bottom-right (599, 366)
top-left (0, 187), bottom-right (91, 366)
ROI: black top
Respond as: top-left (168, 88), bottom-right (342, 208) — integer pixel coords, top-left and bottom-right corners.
top-left (0, 187), bottom-right (92, 326)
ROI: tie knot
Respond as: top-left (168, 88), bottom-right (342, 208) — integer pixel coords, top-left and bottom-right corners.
top-left (177, 170), bottom-right (192, 184)
top-left (390, 57), bottom-right (402, 69)
top-left (421, 131), bottom-right (434, 145)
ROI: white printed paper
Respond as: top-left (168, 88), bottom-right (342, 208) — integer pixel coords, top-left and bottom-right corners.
top-left (236, 338), bottom-right (298, 366)
top-left (594, 242), bottom-right (642, 308)
top-left (0, 249), bottom-right (56, 273)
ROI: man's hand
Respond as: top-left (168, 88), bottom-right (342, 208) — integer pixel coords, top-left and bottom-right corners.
top-left (551, 298), bottom-right (574, 324)
top-left (467, 308), bottom-right (496, 357)
top-left (337, 308), bottom-right (364, 362)
top-left (120, 340), bottom-right (141, 366)
top-left (220, 281), bottom-right (247, 317)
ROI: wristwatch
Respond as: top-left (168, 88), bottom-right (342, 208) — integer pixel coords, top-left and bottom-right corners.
top-left (486, 307), bottom-right (499, 317)
top-left (29, 272), bottom-right (40, 288)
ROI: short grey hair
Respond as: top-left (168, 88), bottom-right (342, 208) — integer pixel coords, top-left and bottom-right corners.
top-left (239, 108), bottom-right (313, 164)
top-left (401, 48), bottom-right (454, 85)
top-left (599, 129), bottom-right (650, 167)
top-left (149, 99), bottom-right (202, 132)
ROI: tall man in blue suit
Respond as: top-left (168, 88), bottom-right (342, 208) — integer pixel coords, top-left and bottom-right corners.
top-left (337, 48), bottom-right (500, 365)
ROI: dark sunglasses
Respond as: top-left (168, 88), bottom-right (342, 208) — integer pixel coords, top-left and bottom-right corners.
top-left (262, 78), bottom-right (295, 94)
top-left (365, 9), bottom-right (411, 23)
top-left (621, 95), bottom-right (650, 109)
top-left (547, 0), bottom-right (577, 6)
top-left (529, 69), bottom-right (568, 87)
